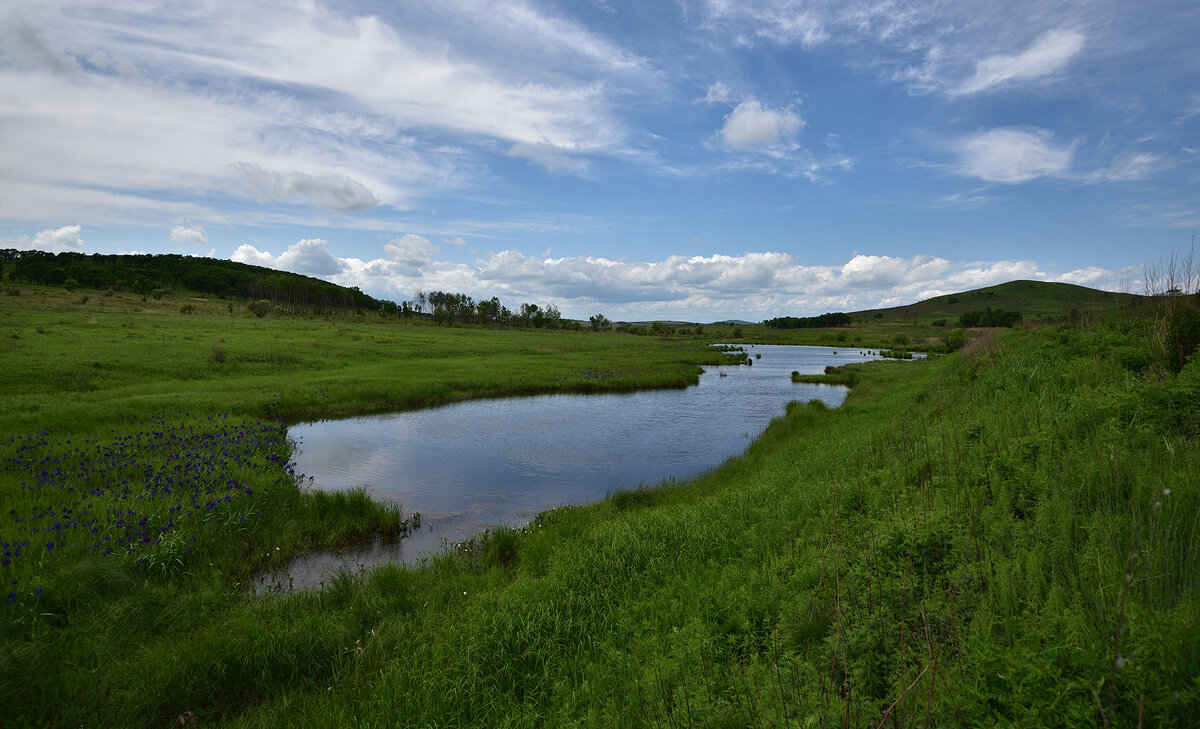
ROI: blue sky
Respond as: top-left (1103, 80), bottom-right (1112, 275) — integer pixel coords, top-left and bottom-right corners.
top-left (1, 0), bottom-right (1197, 320)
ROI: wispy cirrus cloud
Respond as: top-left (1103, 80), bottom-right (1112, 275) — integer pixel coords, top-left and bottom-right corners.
top-left (954, 29), bottom-right (1085, 95)
top-left (955, 127), bottom-right (1075, 183)
top-left (0, 0), bottom-right (646, 228)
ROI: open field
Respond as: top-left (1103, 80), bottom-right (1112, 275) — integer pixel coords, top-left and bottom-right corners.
top-left (0, 284), bottom-right (741, 438)
top-left (2, 282), bottom-right (1198, 727)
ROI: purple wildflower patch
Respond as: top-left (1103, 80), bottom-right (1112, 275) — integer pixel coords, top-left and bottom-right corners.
top-left (1, 414), bottom-right (299, 606)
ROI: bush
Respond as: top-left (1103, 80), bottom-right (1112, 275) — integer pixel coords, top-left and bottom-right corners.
top-left (941, 328), bottom-right (967, 351)
top-left (63, 278), bottom-right (79, 291)
top-left (179, 303), bottom-right (195, 314)
top-left (959, 307), bottom-right (1021, 328)
top-left (1165, 306), bottom-right (1200, 373)
top-left (248, 300), bottom-right (271, 318)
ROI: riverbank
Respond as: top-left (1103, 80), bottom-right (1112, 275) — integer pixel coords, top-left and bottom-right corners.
top-left (2, 301), bottom-right (1197, 726)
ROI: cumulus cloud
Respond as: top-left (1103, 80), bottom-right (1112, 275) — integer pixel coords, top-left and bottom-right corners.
top-left (720, 100), bottom-right (805, 148)
top-left (507, 142), bottom-right (589, 175)
top-left (383, 234), bottom-right (437, 270)
top-left (231, 238), bottom-right (347, 276)
top-left (230, 244), bottom-right (277, 268)
top-left (169, 225), bottom-right (207, 246)
top-left (30, 224), bottom-right (83, 252)
top-left (1056, 265), bottom-right (1138, 288)
top-left (955, 128), bottom-right (1074, 183)
top-left (232, 163), bottom-right (379, 212)
top-left (242, 240), bottom-right (1135, 321)
top-left (956, 29), bottom-right (1085, 95)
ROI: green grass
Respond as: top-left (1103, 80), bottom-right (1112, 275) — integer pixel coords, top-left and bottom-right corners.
top-left (0, 284), bottom-right (738, 438)
top-left (2, 284), bottom-right (1198, 727)
top-left (854, 279), bottom-right (1145, 325)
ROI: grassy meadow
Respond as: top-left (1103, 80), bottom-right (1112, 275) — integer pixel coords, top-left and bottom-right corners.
top-left (2, 281), bottom-right (1198, 727)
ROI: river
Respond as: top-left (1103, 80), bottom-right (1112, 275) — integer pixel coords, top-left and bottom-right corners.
top-left (254, 344), bottom-right (892, 592)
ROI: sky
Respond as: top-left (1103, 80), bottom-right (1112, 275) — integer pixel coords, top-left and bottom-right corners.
top-left (1, 0), bottom-right (1198, 321)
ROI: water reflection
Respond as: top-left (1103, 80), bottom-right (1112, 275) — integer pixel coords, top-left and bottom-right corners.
top-left (254, 344), bottom-right (889, 592)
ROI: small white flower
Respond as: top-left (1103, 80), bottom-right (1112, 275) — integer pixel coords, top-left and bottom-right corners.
top-left (1163, 488), bottom-right (1172, 497)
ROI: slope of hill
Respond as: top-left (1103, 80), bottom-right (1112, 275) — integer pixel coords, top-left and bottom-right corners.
top-left (852, 279), bottom-right (1144, 324)
top-left (1, 249), bottom-right (383, 314)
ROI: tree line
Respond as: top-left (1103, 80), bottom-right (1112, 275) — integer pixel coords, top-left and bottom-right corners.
top-left (0, 250), bottom-right (584, 329)
top-left (2, 250), bottom-right (379, 314)
top-left (762, 312), bottom-right (852, 329)
top-left (958, 307), bottom-right (1022, 328)
top-left (407, 291), bottom-right (565, 329)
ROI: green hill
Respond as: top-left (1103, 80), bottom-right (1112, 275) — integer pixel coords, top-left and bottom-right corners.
top-left (852, 279), bottom-right (1145, 325)
top-left (0, 249), bottom-right (385, 315)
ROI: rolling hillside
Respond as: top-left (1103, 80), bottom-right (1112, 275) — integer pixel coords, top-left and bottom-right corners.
top-left (850, 279), bottom-right (1145, 325)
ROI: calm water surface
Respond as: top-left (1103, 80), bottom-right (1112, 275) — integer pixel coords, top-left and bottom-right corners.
top-left (256, 344), bottom-right (888, 591)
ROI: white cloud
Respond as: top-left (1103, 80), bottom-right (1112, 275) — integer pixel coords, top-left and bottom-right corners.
top-left (232, 239), bottom-right (347, 276)
top-left (30, 224), bottom-right (83, 252)
top-left (170, 225), bottom-right (207, 246)
top-left (1091, 151), bottom-right (1161, 182)
top-left (383, 234), bottom-right (437, 270)
top-left (956, 128), bottom-right (1074, 183)
top-left (704, 81), bottom-right (732, 104)
top-left (720, 100), bottom-right (804, 148)
top-left (0, 0), bottom-right (644, 229)
top-left (232, 163), bottom-right (378, 212)
top-left (507, 142), bottom-right (590, 175)
top-left (0, 10), bottom-right (79, 74)
top-left (956, 29), bottom-right (1085, 95)
top-left (230, 244), bottom-right (277, 268)
top-left (237, 240), bottom-right (1134, 321)
top-left (1056, 265), bottom-right (1137, 288)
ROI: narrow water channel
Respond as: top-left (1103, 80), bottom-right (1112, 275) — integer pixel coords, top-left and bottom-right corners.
top-left (254, 344), bottom-right (891, 592)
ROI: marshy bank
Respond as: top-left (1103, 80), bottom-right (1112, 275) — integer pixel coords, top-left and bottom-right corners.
top-left (3, 305), bottom-right (1197, 727)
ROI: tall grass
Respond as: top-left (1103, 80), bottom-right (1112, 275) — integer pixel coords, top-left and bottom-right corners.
top-left (1, 289), bottom-right (1197, 726)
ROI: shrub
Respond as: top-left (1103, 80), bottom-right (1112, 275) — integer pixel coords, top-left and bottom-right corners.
top-left (248, 300), bottom-right (271, 318)
top-left (932, 319), bottom-right (947, 327)
top-left (1164, 305), bottom-right (1200, 373)
top-left (959, 307), bottom-right (1021, 328)
top-left (179, 303), bottom-right (195, 314)
top-left (63, 278), bottom-right (79, 291)
top-left (940, 328), bottom-right (968, 351)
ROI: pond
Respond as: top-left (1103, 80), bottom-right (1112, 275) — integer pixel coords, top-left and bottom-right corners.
top-left (254, 344), bottom-right (894, 592)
